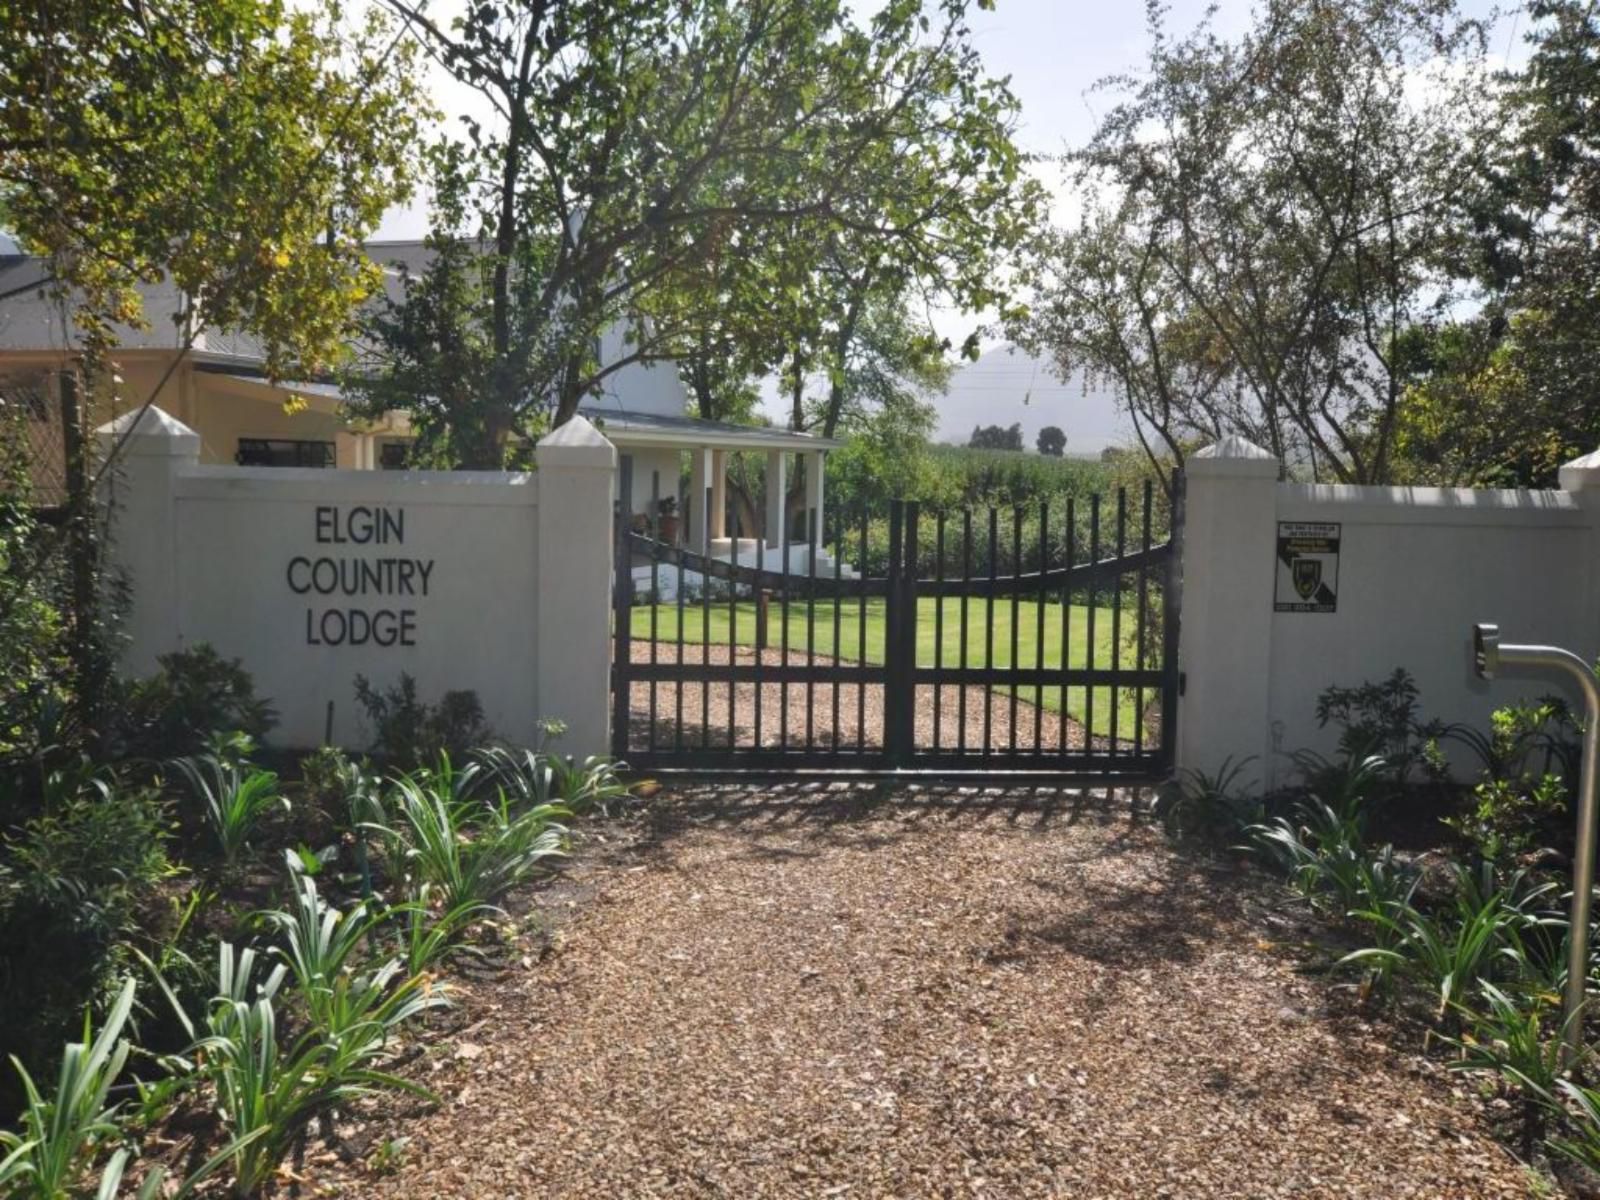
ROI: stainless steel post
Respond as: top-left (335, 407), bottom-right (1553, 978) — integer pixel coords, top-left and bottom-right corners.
top-left (1474, 623), bottom-right (1600, 1065)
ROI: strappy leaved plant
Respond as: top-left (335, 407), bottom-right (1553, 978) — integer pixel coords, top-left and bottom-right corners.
top-left (172, 753), bottom-right (288, 868)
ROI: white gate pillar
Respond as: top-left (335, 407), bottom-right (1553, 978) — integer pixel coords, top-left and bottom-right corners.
top-left (536, 416), bottom-right (617, 758)
top-left (96, 406), bottom-right (198, 676)
top-left (1176, 436), bottom-right (1280, 791)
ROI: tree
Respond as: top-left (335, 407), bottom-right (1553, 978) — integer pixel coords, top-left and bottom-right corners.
top-left (0, 0), bottom-right (427, 377)
top-left (362, 0), bottom-right (1039, 467)
top-left (1394, 1), bottom-right (1600, 486)
top-left (1036, 425), bottom-right (1066, 456)
top-left (969, 423), bottom-right (1022, 451)
top-left (1017, 0), bottom-right (1489, 492)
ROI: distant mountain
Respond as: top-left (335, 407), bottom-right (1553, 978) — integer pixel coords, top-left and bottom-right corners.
top-left (934, 345), bottom-right (1130, 456)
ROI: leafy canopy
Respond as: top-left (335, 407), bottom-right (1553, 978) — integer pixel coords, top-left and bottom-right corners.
top-left (355, 0), bottom-right (1038, 466)
top-left (0, 0), bottom-right (428, 376)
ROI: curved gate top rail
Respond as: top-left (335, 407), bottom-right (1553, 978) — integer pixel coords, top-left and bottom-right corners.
top-left (611, 463), bottom-right (1183, 783)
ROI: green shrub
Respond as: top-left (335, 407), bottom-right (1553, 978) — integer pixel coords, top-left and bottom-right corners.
top-left (1341, 865), bottom-right (1558, 1023)
top-left (0, 781), bottom-right (170, 1115)
top-left (1444, 982), bottom-right (1569, 1159)
top-left (1313, 668), bottom-right (1446, 788)
top-left (353, 673), bottom-right (489, 769)
top-left (110, 645), bottom-right (277, 762)
top-left (0, 976), bottom-right (137, 1199)
top-left (0, 404), bottom-right (74, 790)
top-left (381, 765), bottom-right (567, 912)
top-left (172, 751), bottom-right (287, 869)
top-left (472, 742), bottom-right (634, 818)
top-left (160, 943), bottom-right (437, 1197)
top-left (1155, 756), bottom-right (1260, 844)
top-left (1442, 699), bottom-right (1582, 869)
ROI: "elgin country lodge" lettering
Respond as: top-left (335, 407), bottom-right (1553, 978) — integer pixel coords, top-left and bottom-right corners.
top-left (287, 506), bottom-right (434, 647)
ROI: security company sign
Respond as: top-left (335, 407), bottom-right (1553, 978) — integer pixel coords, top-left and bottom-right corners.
top-left (1275, 522), bottom-right (1340, 613)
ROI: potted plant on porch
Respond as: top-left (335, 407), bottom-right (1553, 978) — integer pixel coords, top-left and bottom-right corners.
top-left (656, 496), bottom-right (680, 544)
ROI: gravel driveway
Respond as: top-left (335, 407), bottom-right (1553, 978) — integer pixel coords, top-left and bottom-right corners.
top-left (625, 641), bottom-right (1162, 756)
top-left (317, 787), bottom-right (1534, 1198)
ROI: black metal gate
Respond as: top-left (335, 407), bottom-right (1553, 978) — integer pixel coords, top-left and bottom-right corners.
top-left (612, 468), bottom-right (1182, 782)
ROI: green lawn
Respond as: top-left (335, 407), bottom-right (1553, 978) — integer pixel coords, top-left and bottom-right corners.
top-left (631, 596), bottom-right (1156, 738)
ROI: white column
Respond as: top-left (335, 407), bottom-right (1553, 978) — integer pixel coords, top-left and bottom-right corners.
top-left (1176, 435), bottom-right (1280, 792)
top-left (96, 406), bottom-right (199, 677)
top-left (764, 449), bottom-right (787, 550)
top-left (804, 450), bottom-right (826, 546)
top-left (536, 415), bottom-right (618, 758)
top-left (688, 445), bottom-right (712, 549)
top-left (1559, 448), bottom-right (1600, 655)
top-left (710, 449), bottom-right (727, 540)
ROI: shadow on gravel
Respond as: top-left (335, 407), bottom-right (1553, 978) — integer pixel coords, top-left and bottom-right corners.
top-left (622, 781), bottom-right (1157, 863)
top-left (996, 853), bottom-right (1239, 969)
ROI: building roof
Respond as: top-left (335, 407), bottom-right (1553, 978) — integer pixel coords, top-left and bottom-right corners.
top-left (209, 372), bottom-right (836, 452)
top-left (578, 405), bottom-right (841, 452)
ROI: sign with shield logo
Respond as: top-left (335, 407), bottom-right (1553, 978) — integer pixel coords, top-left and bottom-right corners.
top-left (1275, 522), bottom-right (1339, 613)
top-left (1293, 558), bottom-right (1322, 599)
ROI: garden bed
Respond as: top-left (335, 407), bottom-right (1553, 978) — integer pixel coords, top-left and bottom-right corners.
top-left (312, 785), bottom-right (1534, 1197)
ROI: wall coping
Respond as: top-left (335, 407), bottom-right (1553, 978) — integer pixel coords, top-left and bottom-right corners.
top-left (95, 404), bottom-right (199, 457)
top-left (1188, 435), bottom-right (1279, 479)
top-left (538, 414), bottom-right (617, 468)
top-left (1559, 447), bottom-right (1600, 491)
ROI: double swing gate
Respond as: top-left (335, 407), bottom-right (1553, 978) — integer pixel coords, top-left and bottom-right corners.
top-left (612, 469), bottom-right (1181, 782)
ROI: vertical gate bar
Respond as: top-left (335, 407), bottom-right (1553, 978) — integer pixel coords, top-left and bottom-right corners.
top-left (702, 485), bottom-right (713, 749)
top-left (886, 501), bottom-right (904, 763)
top-left (612, 456), bottom-right (634, 759)
top-left (1085, 495), bottom-right (1100, 755)
top-left (832, 509), bottom-right (843, 750)
top-left (1035, 502), bottom-right (1047, 753)
top-left (1110, 488), bottom-right (1126, 759)
top-left (934, 511), bottom-right (945, 754)
top-left (649, 472), bottom-right (661, 753)
top-left (673, 475), bottom-right (685, 752)
top-left (806, 505), bottom-right (818, 751)
top-left (727, 519), bottom-right (737, 751)
top-left (780, 498), bottom-right (790, 752)
top-left (858, 507), bottom-right (869, 752)
top-left (1009, 506), bottom-right (1021, 755)
top-left (896, 502), bottom-right (920, 766)
top-left (984, 507), bottom-right (997, 759)
top-left (1160, 471), bottom-right (1187, 770)
top-left (959, 509), bottom-right (971, 757)
top-left (755, 533), bottom-right (765, 751)
top-left (1134, 479), bottom-right (1153, 760)
top-left (1060, 497), bottom-right (1073, 755)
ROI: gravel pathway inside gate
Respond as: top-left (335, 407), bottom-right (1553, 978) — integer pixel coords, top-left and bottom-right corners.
top-left (319, 787), bottom-right (1534, 1198)
top-left (625, 641), bottom-right (1163, 755)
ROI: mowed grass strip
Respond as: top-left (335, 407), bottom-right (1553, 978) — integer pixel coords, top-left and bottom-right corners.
top-left (630, 597), bottom-right (1152, 738)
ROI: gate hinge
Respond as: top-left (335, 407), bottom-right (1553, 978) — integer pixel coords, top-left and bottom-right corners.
top-left (1178, 671), bottom-right (1187, 697)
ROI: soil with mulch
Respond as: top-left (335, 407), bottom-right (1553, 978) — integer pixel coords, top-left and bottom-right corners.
top-left (302, 785), bottom-right (1542, 1198)
top-left (625, 641), bottom-right (1161, 757)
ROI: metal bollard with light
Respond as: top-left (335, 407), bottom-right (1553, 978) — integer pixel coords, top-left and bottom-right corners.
top-left (1473, 622), bottom-right (1600, 1065)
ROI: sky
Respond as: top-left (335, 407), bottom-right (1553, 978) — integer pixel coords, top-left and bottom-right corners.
top-left (372, 0), bottom-right (1521, 451)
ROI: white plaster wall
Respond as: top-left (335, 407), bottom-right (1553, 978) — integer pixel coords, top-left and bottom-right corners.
top-left (1179, 447), bottom-right (1600, 790)
top-left (170, 467), bottom-right (540, 749)
top-left (592, 322), bottom-right (689, 417)
top-left (624, 449), bottom-right (684, 516)
top-left (1263, 486), bottom-right (1596, 785)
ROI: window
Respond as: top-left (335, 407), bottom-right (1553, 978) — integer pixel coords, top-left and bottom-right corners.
top-left (378, 441), bottom-right (411, 470)
top-left (235, 438), bottom-right (335, 468)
